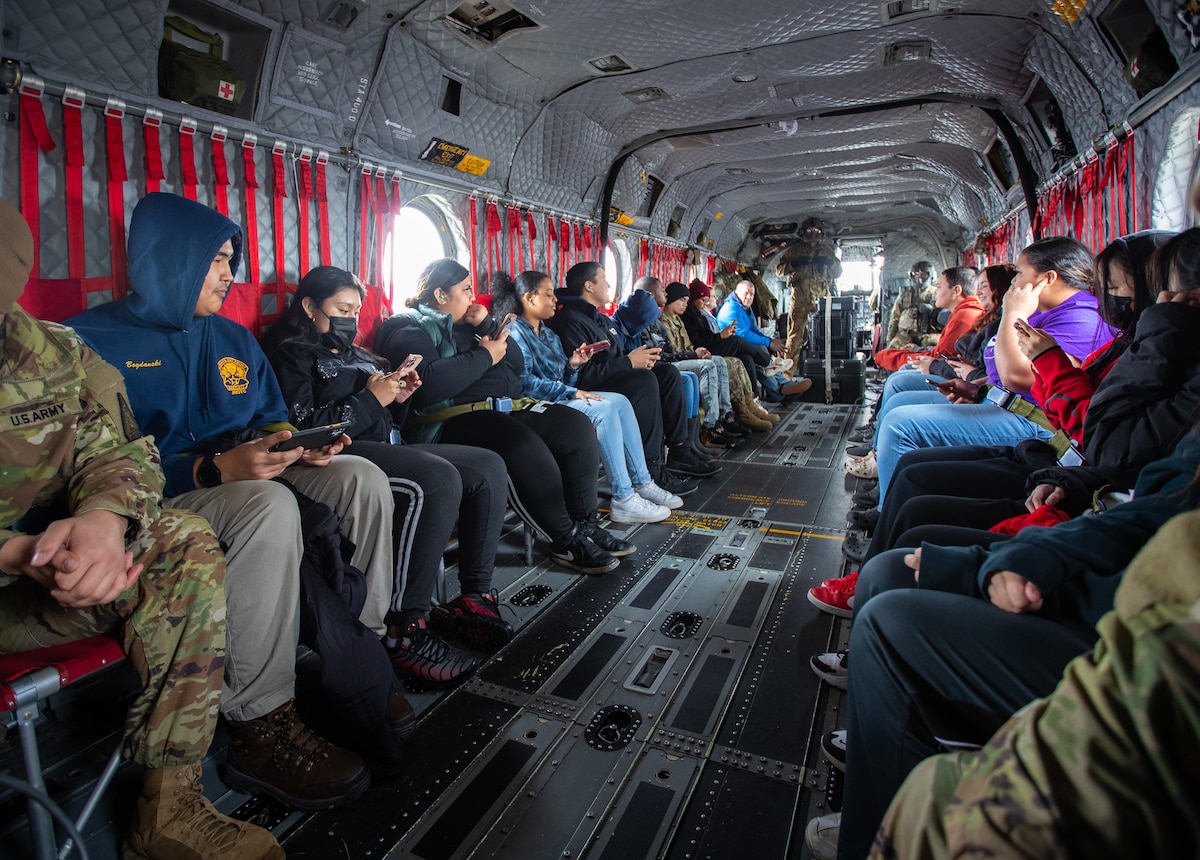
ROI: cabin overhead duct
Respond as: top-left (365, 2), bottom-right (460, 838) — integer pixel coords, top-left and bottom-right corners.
top-left (880, 0), bottom-right (939, 22)
top-left (588, 53), bottom-right (635, 73)
top-left (623, 86), bottom-right (670, 104)
top-left (316, 0), bottom-right (366, 32)
top-left (883, 39), bottom-right (932, 64)
top-left (443, 1), bottom-right (540, 45)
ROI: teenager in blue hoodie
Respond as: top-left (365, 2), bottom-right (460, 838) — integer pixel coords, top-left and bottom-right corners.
top-left (67, 192), bottom-right (394, 810)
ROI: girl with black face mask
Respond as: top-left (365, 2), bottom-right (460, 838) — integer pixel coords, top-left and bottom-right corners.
top-left (260, 266), bottom-right (515, 689)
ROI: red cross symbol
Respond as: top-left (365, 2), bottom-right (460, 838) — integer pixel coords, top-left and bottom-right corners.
top-left (218, 80), bottom-right (236, 101)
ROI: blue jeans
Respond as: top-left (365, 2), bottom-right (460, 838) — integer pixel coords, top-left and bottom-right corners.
top-left (875, 402), bottom-right (1051, 509)
top-left (672, 359), bottom-right (730, 426)
top-left (567, 391), bottom-right (651, 501)
top-left (873, 369), bottom-right (950, 447)
top-left (679, 370), bottom-right (700, 418)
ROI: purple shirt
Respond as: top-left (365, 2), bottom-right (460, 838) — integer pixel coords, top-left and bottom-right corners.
top-left (983, 290), bottom-right (1116, 403)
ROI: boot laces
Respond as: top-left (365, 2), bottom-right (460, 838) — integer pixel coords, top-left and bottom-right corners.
top-left (171, 771), bottom-right (244, 848)
top-left (267, 704), bottom-right (332, 774)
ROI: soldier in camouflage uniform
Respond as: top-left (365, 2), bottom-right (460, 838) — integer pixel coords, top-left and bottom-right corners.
top-left (0, 200), bottom-right (281, 858)
top-left (885, 260), bottom-right (938, 348)
top-left (872, 508), bottom-right (1200, 859)
top-left (777, 217), bottom-right (842, 366)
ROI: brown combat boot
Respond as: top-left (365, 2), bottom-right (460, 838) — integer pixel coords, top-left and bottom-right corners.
top-left (122, 763), bottom-right (284, 860)
top-left (224, 699), bottom-right (371, 810)
top-left (734, 397), bottom-right (773, 431)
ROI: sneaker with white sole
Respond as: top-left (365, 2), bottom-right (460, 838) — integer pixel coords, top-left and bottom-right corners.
top-left (634, 480), bottom-right (684, 509)
top-left (610, 492), bottom-right (671, 523)
top-left (821, 729), bottom-right (847, 772)
top-left (804, 812), bottom-right (840, 860)
top-left (809, 649), bottom-right (849, 689)
top-left (844, 450), bottom-right (878, 479)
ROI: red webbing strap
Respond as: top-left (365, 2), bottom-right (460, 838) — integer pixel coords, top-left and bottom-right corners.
top-left (485, 200), bottom-right (502, 283)
top-left (61, 89), bottom-right (86, 280)
top-left (1125, 132), bottom-right (1138, 233)
top-left (270, 141), bottom-right (288, 294)
top-left (178, 118), bottom-right (199, 202)
top-left (359, 169), bottom-right (374, 281)
top-left (104, 100), bottom-right (128, 296)
top-left (316, 151), bottom-right (331, 267)
top-left (297, 148), bottom-right (314, 279)
top-left (374, 167), bottom-right (391, 294)
top-left (559, 217), bottom-right (570, 275)
top-left (240, 135), bottom-right (261, 285)
top-left (526, 211), bottom-right (537, 274)
top-left (210, 125), bottom-right (230, 217)
top-left (508, 205), bottom-right (522, 271)
top-left (582, 224), bottom-right (593, 259)
top-left (572, 222), bottom-right (582, 267)
top-left (19, 83), bottom-right (56, 279)
top-left (468, 196), bottom-right (479, 292)
top-left (143, 110), bottom-right (164, 194)
top-left (544, 215), bottom-right (556, 281)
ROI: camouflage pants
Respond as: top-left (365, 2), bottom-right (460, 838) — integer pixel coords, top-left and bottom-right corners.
top-left (725, 356), bottom-right (753, 402)
top-left (785, 296), bottom-right (816, 366)
top-left (871, 606), bottom-right (1200, 859)
top-left (0, 510), bottom-right (226, 768)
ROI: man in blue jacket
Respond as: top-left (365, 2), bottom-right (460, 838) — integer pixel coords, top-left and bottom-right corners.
top-left (717, 279), bottom-right (810, 401)
top-left (68, 193), bottom-right (395, 811)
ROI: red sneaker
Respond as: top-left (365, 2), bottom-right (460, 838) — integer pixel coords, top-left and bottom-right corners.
top-left (808, 575), bottom-right (857, 618)
top-left (821, 571), bottom-right (858, 589)
top-left (429, 591), bottom-right (514, 653)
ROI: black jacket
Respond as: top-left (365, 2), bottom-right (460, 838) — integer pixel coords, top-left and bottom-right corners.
top-left (374, 312), bottom-right (527, 412)
top-left (1081, 302), bottom-right (1200, 489)
top-left (681, 305), bottom-right (768, 363)
top-left (928, 318), bottom-right (998, 382)
top-left (263, 339), bottom-right (396, 443)
top-left (546, 295), bottom-right (637, 389)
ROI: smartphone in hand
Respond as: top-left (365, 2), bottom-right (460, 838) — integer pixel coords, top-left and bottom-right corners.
top-left (583, 340), bottom-right (611, 354)
top-left (269, 420), bottom-right (352, 452)
top-left (496, 313), bottom-right (517, 338)
top-left (394, 353), bottom-right (422, 375)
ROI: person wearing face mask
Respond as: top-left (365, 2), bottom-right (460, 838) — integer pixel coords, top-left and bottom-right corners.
top-left (260, 266), bottom-right (515, 686)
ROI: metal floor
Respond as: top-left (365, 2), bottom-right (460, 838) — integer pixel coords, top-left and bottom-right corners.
top-left (1, 398), bottom-right (868, 860)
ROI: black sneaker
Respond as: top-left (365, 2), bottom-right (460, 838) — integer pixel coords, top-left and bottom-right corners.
top-left (549, 530), bottom-right (620, 575)
top-left (578, 517), bottom-right (636, 557)
top-left (667, 444), bottom-right (721, 478)
top-left (851, 482), bottom-right (879, 509)
top-left (720, 417), bottom-right (751, 437)
top-left (658, 470), bottom-right (698, 497)
top-left (429, 591), bottom-right (514, 653)
top-left (846, 508), bottom-right (879, 534)
top-left (821, 729), bottom-right (847, 772)
top-left (388, 619), bottom-right (481, 687)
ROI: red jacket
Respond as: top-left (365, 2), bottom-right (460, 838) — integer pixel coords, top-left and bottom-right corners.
top-left (874, 296), bottom-right (985, 371)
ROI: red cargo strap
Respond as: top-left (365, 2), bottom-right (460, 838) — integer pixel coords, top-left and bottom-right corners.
top-left (210, 125), bottom-right (230, 217)
top-left (271, 141), bottom-right (288, 288)
top-left (572, 222), bottom-right (582, 267)
top-left (241, 135), bottom-right (261, 285)
top-left (559, 217), bottom-right (570, 275)
top-left (468, 196), bottom-right (479, 292)
top-left (61, 88), bottom-right (86, 280)
top-left (544, 215), bottom-right (556, 280)
top-left (316, 151), bottom-right (331, 267)
top-left (508, 205), bottom-right (522, 271)
top-left (19, 83), bottom-right (56, 278)
top-left (143, 109), bottom-right (164, 194)
top-left (374, 167), bottom-right (391, 294)
top-left (359, 168), bottom-right (374, 281)
top-left (526, 210), bottom-right (537, 275)
top-left (104, 99), bottom-right (128, 295)
top-left (178, 118), bottom-right (199, 202)
top-left (485, 200), bottom-right (502, 284)
top-left (298, 148), bottom-right (314, 279)
top-left (638, 238), bottom-right (648, 278)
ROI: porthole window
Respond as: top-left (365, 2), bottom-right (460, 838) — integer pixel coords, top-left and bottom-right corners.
top-left (386, 202), bottom-right (456, 307)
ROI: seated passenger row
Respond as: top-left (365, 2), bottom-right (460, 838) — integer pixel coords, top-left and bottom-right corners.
top-left (803, 227), bottom-right (1200, 859)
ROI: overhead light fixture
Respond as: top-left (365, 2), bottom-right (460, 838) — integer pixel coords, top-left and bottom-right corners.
top-left (732, 73), bottom-right (758, 83)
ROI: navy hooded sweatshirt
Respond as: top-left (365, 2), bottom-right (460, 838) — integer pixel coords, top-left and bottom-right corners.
top-left (67, 193), bottom-right (289, 497)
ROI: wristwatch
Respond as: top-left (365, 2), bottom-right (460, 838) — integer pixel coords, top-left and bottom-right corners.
top-left (197, 454), bottom-right (223, 488)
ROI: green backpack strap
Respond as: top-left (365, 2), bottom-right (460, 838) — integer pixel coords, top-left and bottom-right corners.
top-left (163, 15), bottom-right (224, 58)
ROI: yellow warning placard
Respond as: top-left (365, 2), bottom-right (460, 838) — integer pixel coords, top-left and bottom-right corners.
top-left (456, 154), bottom-right (491, 176)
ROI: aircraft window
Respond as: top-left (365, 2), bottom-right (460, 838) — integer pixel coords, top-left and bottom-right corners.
top-left (605, 242), bottom-right (629, 301)
top-left (639, 175), bottom-right (667, 218)
top-left (388, 205), bottom-right (453, 307)
top-left (667, 205), bottom-right (687, 239)
top-left (440, 76), bottom-right (463, 117)
top-left (1024, 79), bottom-right (1077, 170)
top-left (985, 139), bottom-right (1018, 192)
top-left (1098, 0), bottom-right (1179, 96)
top-left (1151, 107), bottom-right (1200, 232)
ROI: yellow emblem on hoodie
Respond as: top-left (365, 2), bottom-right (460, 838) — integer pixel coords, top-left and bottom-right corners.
top-left (218, 356), bottom-right (250, 395)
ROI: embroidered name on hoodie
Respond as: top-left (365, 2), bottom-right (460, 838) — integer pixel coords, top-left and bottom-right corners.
top-left (219, 356), bottom-right (250, 395)
top-left (126, 360), bottom-right (162, 369)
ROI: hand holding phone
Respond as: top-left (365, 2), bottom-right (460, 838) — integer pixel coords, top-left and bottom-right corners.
top-left (496, 313), bottom-right (517, 338)
top-left (583, 340), bottom-right (611, 354)
top-left (395, 353), bottom-right (422, 375)
top-left (269, 420), bottom-right (353, 452)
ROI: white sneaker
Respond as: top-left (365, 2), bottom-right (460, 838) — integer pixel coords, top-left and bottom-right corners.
top-left (610, 493), bottom-right (671, 523)
top-left (805, 812), bottom-right (840, 860)
top-left (634, 480), bottom-right (684, 509)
